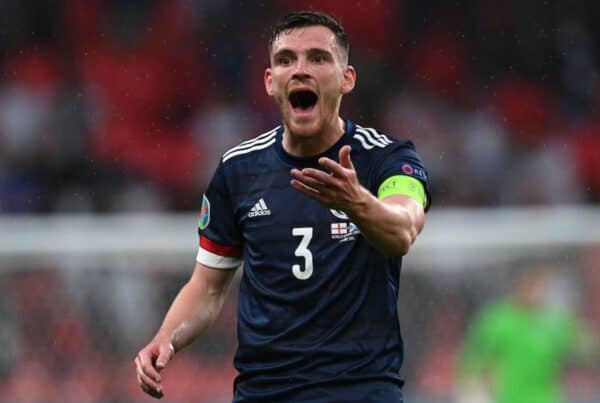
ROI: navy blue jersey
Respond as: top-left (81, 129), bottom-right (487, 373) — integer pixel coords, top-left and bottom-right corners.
top-left (196, 120), bottom-right (429, 402)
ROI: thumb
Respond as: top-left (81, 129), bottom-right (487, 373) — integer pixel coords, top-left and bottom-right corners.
top-left (339, 145), bottom-right (353, 170)
top-left (155, 342), bottom-right (174, 371)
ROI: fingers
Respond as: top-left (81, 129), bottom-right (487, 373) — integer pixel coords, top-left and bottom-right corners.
top-left (290, 179), bottom-right (329, 205)
top-left (317, 157), bottom-right (347, 177)
top-left (135, 355), bottom-right (164, 398)
top-left (136, 352), bottom-right (162, 383)
top-left (291, 168), bottom-right (340, 189)
top-left (143, 386), bottom-right (164, 399)
top-left (290, 146), bottom-right (357, 208)
top-left (137, 370), bottom-right (164, 398)
top-left (155, 343), bottom-right (174, 371)
top-left (338, 145), bottom-right (354, 170)
top-left (137, 373), bottom-right (163, 399)
top-left (290, 178), bottom-right (317, 194)
top-left (317, 146), bottom-right (354, 177)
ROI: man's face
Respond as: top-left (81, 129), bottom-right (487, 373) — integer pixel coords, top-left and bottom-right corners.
top-left (265, 25), bottom-right (355, 138)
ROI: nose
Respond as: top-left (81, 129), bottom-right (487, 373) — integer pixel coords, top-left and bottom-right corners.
top-left (292, 57), bottom-right (310, 81)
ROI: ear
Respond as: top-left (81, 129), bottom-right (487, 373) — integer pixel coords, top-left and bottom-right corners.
top-left (264, 67), bottom-right (274, 97)
top-left (340, 65), bottom-right (356, 95)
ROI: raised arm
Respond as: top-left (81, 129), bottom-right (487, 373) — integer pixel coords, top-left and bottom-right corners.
top-left (290, 145), bottom-right (425, 255)
top-left (134, 262), bottom-right (237, 399)
top-left (345, 192), bottom-right (424, 255)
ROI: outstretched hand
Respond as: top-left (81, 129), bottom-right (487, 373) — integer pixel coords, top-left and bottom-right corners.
top-left (134, 340), bottom-right (174, 399)
top-left (290, 145), bottom-right (364, 213)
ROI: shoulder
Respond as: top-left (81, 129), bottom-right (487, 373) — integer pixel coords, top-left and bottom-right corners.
top-left (350, 123), bottom-right (425, 175)
top-left (351, 124), bottom-right (417, 154)
top-left (220, 125), bottom-right (281, 165)
top-left (475, 301), bottom-right (517, 325)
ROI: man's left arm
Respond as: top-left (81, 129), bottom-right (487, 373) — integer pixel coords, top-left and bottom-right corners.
top-left (290, 145), bottom-right (426, 256)
top-left (347, 191), bottom-right (424, 255)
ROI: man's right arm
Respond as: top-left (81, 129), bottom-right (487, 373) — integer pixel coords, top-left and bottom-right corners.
top-left (134, 262), bottom-right (237, 399)
top-left (156, 262), bottom-right (237, 351)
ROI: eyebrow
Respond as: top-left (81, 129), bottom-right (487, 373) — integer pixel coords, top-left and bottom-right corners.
top-left (272, 47), bottom-right (334, 58)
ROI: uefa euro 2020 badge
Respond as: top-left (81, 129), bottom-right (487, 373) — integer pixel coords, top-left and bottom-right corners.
top-left (198, 194), bottom-right (210, 230)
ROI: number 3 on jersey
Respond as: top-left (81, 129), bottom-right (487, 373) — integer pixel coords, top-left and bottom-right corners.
top-left (292, 227), bottom-right (313, 280)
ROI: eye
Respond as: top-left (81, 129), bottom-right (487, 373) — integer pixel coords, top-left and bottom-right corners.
top-left (312, 54), bottom-right (325, 64)
top-left (278, 56), bottom-right (291, 66)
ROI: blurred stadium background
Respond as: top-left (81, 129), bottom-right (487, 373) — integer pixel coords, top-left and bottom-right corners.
top-left (0, 0), bottom-right (599, 402)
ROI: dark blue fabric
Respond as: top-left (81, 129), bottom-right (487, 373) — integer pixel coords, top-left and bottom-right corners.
top-left (199, 120), bottom-right (428, 401)
top-left (233, 379), bottom-right (404, 402)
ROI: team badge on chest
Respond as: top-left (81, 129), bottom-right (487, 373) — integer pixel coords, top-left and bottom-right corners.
top-left (331, 222), bottom-right (360, 242)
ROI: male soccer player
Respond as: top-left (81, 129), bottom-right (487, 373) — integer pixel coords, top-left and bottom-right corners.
top-left (458, 266), bottom-right (589, 403)
top-left (135, 11), bottom-right (430, 402)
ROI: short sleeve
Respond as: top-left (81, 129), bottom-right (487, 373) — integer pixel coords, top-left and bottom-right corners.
top-left (196, 161), bottom-right (243, 269)
top-left (372, 140), bottom-right (431, 211)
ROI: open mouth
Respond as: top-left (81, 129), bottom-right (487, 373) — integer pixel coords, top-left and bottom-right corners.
top-left (289, 90), bottom-right (318, 111)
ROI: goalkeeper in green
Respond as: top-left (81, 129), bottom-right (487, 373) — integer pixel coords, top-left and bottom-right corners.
top-left (457, 266), bottom-right (591, 403)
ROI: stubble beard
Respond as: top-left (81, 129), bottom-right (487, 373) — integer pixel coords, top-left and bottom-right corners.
top-left (277, 94), bottom-right (340, 140)
top-left (277, 97), bottom-right (320, 139)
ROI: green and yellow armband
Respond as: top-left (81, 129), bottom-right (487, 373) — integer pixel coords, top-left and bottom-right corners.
top-left (377, 175), bottom-right (427, 208)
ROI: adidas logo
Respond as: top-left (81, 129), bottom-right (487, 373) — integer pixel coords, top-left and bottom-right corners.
top-left (248, 198), bottom-right (271, 217)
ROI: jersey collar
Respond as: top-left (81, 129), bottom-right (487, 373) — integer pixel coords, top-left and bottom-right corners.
top-left (275, 119), bottom-right (356, 168)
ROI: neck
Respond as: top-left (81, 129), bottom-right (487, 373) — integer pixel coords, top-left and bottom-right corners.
top-left (282, 117), bottom-right (345, 158)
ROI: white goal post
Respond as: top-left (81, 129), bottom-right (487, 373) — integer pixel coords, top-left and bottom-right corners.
top-left (2, 206), bottom-right (599, 272)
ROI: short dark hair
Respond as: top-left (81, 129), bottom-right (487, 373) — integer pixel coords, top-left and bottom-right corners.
top-left (268, 11), bottom-right (349, 59)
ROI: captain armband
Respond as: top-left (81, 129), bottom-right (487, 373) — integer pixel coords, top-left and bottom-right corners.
top-left (377, 175), bottom-right (427, 208)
